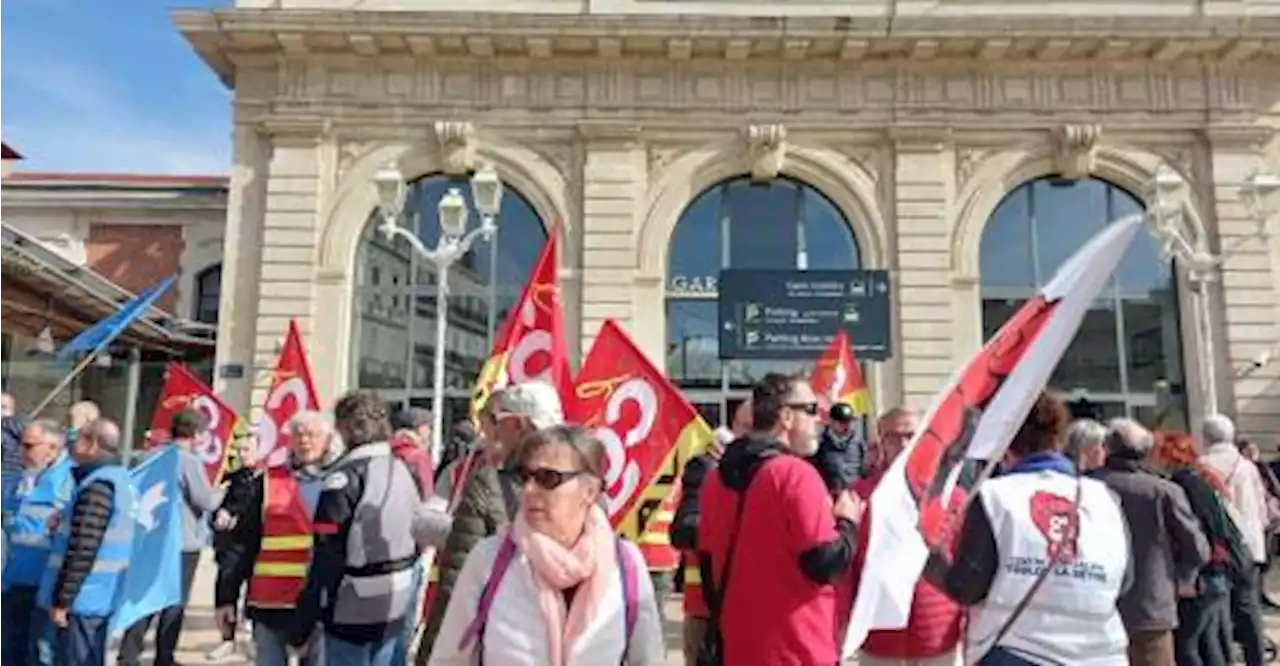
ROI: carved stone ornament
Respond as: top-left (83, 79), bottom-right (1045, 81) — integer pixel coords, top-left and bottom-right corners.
top-left (434, 120), bottom-right (477, 176)
top-left (745, 124), bottom-right (788, 181)
top-left (1051, 124), bottom-right (1102, 181)
top-left (956, 147), bottom-right (988, 188)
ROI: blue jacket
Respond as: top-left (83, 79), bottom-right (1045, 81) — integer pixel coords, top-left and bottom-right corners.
top-left (38, 465), bottom-right (135, 617)
top-left (2, 454), bottom-right (74, 590)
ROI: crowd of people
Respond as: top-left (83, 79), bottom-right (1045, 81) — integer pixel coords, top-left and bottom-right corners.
top-left (1, 377), bottom-right (1278, 665)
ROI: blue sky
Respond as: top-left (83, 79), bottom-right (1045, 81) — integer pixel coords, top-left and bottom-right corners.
top-left (2, 0), bottom-right (233, 174)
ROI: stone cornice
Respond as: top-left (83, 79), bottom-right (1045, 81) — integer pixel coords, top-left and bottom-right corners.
top-left (176, 9), bottom-right (1280, 84)
top-left (227, 58), bottom-right (1277, 132)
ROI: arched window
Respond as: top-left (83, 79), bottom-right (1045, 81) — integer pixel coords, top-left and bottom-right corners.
top-left (352, 174), bottom-right (547, 422)
top-left (664, 176), bottom-right (861, 423)
top-left (980, 177), bottom-right (1187, 428)
top-left (193, 264), bottom-right (221, 325)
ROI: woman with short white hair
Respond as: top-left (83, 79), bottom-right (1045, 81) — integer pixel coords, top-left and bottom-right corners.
top-left (429, 426), bottom-right (665, 665)
top-left (1065, 418), bottom-right (1108, 472)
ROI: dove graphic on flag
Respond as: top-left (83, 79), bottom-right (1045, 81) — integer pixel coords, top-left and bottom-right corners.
top-left (843, 214), bottom-right (1144, 655)
top-left (110, 447), bottom-right (184, 635)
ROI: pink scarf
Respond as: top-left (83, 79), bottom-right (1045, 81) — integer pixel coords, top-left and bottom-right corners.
top-left (510, 506), bottom-right (616, 666)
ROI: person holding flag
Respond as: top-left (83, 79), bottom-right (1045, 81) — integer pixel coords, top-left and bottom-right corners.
top-left (37, 419), bottom-right (135, 664)
top-left (119, 409), bottom-right (226, 666)
top-left (921, 391), bottom-right (1133, 665)
top-left (2, 419), bottom-right (74, 666)
top-left (214, 410), bottom-right (342, 665)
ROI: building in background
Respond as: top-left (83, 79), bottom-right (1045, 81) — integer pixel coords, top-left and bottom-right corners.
top-left (1, 169), bottom-right (225, 449)
top-left (180, 1), bottom-right (1280, 438)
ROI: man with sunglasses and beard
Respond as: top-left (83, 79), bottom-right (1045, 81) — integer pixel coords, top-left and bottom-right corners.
top-left (698, 373), bottom-right (866, 665)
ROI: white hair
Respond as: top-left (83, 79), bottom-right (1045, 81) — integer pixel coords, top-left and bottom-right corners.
top-left (1105, 417), bottom-right (1154, 459)
top-left (289, 410), bottom-right (333, 437)
top-left (1065, 419), bottom-right (1108, 461)
top-left (497, 381), bottom-right (564, 431)
top-left (1202, 414), bottom-right (1236, 446)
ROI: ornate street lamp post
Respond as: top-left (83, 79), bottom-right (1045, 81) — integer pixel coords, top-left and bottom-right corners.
top-left (1144, 163), bottom-right (1279, 416)
top-left (375, 162), bottom-right (503, 463)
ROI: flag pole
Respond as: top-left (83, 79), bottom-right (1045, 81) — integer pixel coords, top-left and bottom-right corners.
top-left (28, 347), bottom-right (111, 419)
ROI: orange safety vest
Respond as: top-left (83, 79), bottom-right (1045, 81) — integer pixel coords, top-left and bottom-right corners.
top-left (637, 481), bottom-right (680, 572)
top-left (246, 467), bottom-right (315, 609)
top-left (682, 551), bottom-right (709, 619)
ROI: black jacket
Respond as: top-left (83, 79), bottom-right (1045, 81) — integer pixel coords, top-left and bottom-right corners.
top-left (211, 467), bottom-right (261, 555)
top-left (671, 454), bottom-right (715, 552)
top-left (53, 459), bottom-right (121, 608)
top-left (810, 426), bottom-right (866, 494)
top-left (213, 472), bottom-right (299, 631)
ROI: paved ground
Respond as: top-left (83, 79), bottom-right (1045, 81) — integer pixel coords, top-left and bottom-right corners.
top-left (147, 552), bottom-right (1280, 665)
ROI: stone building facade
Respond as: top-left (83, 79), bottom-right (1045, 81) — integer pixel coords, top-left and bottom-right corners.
top-left (180, 1), bottom-right (1280, 438)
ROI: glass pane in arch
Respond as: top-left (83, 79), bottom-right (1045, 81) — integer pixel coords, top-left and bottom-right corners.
top-left (664, 176), bottom-right (861, 389)
top-left (352, 174), bottom-right (548, 399)
top-left (978, 176), bottom-right (1186, 423)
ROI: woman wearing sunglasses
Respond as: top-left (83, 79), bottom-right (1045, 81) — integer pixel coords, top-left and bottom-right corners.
top-left (428, 425), bottom-right (666, 665)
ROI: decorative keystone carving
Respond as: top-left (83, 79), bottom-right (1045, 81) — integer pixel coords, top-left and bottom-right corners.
top-left (1051, 124), bottom-right (1102, 180)
top-left (745, 124), bottom-right (788, 181)
top-left (434, 121), bottom-right (476, 176)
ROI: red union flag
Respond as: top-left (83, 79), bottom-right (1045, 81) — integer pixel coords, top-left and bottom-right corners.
top-left (844, 215), bottom-right (1144, 654)
top-left (148, 363), bottom-right (238, 484)
top-left (469, 232), bottom-right (571, 424)
top-left (811, 329), bottom-right (871, 417)
top-left (568, 320), bottom-right (714, 533)
top-left (256, 319), bottom-right (320, 468)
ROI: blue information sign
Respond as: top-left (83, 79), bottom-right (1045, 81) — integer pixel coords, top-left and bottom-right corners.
top-left (717, 269), bottom-right (893, 361)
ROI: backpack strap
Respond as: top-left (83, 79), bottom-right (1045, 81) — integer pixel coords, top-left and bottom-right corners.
top-left (457, 532), bottom-right (519, 658)
top-left (615, 536), bottom-right (639, 664)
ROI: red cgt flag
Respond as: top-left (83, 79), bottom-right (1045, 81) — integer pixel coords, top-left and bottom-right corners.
top-left (148, 363), bottom-right (238, 484)
top-left (568, 320), bottom-right (714, 533)
top-left (469, 232), bottom-right (572, 423)
top-left (811, 329), bottom-right (871, 417)
top-left (256, 319), bottom-right (320, 468)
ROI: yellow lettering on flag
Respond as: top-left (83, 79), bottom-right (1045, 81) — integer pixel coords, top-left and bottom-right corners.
top-left (616, 417), bottom-right (713, 541)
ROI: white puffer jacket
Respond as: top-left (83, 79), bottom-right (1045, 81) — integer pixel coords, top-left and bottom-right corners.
top-left (427, 533), bottom-right (666, 666)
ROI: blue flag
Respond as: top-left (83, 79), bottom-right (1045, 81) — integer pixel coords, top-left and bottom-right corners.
top-left (110, 447), bottom-right (184, 635)
top-left (56, 275), bottom-right (176, 362)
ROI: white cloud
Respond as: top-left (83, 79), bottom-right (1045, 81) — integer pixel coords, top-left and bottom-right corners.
top-left (1, 51), bottom-right (231, 174)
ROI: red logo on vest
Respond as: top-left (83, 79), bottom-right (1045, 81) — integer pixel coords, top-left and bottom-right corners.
top-left (1029, 490), bottom-right (1079, 563)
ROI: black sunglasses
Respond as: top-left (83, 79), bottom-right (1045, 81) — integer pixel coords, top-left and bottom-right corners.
top-left (514, 466), bottom-right (586, 491)
top-left (786, 402), bottom-right (821, 416)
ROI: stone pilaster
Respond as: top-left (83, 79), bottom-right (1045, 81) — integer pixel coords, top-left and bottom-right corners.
top-left (213, 122), bottom-right (269, 413)
top-left (577, 124), bottom-right (647, 358)
top-left (891, 129), bottom-right (958, 410)
top-left (1207, 127), bottom-right (1280, 439)
top-left (249, 133), bottom-right (324, 410)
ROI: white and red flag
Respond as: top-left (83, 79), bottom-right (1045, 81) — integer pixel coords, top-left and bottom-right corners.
top-left (567, 319), bottom-right (715, 534)
top-left (811, 328), bottom-right (872, 418)
top-left (842, 215), bottom-right (1143, 654)
top-left (468, 231), bottom-right (572, 424)
top-left (255, 319), bottom-right (321, 468)
top-left (147, 362), bottom-right (239, 484)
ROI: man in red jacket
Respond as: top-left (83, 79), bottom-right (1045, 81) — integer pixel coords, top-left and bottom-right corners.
top-left (699, 372), bottom-right (865, 665)
top-left (847, 406), bottom-right (964, 666)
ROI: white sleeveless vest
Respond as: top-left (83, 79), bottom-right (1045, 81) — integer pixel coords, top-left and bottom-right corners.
top-left (965, 471), bottom-right (1130, 666)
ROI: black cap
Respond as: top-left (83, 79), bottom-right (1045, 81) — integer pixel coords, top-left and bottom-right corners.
top-left (828, 403), bottom-right (856, 424)
top-left (392, 407), bottom-right (432, 431)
